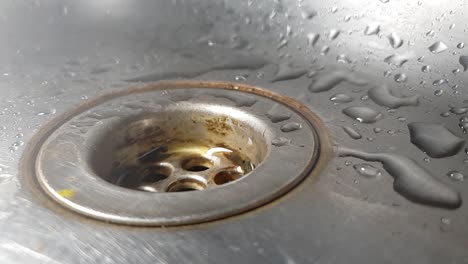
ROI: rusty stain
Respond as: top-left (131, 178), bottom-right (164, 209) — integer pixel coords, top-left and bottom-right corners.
top-left (204, 116), bottom-right (236, 136)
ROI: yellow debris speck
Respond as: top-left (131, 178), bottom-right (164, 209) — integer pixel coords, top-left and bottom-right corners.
top-left (57, 189), bottom-right (74, 198)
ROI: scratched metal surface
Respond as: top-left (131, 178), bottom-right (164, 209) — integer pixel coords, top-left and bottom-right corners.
top-left (0, 0), bottom-right (467, 263)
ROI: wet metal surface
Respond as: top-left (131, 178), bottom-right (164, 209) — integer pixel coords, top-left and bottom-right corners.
top-left (1, 0), bottom-right (468, 263)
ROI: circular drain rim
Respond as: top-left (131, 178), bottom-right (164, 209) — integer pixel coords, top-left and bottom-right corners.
top-left (25, 81), bottom-right (332, 226)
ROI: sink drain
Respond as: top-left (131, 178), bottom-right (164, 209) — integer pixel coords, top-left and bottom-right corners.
top-left (93, 104), bottom-right (262, 193)
top-left (25, 81), bottom-right (331, 226)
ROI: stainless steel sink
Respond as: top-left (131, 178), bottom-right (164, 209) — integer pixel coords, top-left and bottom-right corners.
top-left (1, 0), bottom-right (467, 263)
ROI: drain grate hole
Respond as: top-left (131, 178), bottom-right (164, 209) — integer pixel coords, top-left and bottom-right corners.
top-left (213, 169), bottom-right (243, 185)
top-left (182, 157), bottom-right (213, 172)
top-left (140, 165), bottom-right (172, 183)
top-left (167, 178), bottom-right (206, 192)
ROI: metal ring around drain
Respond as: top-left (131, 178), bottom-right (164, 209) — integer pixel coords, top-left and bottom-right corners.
top-left (27, 81), bottom-right (331, 226)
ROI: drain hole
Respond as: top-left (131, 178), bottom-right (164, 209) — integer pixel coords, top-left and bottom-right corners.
top-left (213, 169), bottom-right (243, 185)
top-left (140, 165), bottom-right (172, 183)
top-left (91, 105), bottom-right (269, 193)
top-left (167, 178), bottom-right (206, 192)
top-left (182, 157), bottom-right (213, 172)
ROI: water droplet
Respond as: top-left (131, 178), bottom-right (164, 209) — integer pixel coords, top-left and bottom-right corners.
top-left (280, 122), bottom-right (302, 132)
top-left (450, 106), bottom-right (468, 115)
top-left (353, 163), bottom-right (381, 178)
top-left (384, 53), bottom-right (413, 67)
top-left (337, 147), bottom-right (462, 209)
top-left (394, 73), bottom-right (407, 83)
top-left (434, 89), bottom-right (444, 96)
top-left (81, 95), bottom-right (88, 100)
top-left (286, 25), bottom-right (293, 37)
top-left (421, 65), bottom-right (431, 72)
top-left (62, 6), bottom-right (68, 16)
top-left (360, 95), bottom-right (369, 101)
top-left (388, 33), bottom-right (403, 49)
top-left (449, 23), bottom-right (455, 29)
top-left (0, 173), bottom-right (13, 184)
top-left (301, 6), bottom-right (317, 19)
top-left (276, 39), bottom-right (288, 50)
top-left (309, 71), bottom-right (368, 93)
top-left (37, 108), bottom-right (57, 116)
top-left (425, 30), bottom-right (435, 37)
top-left (383, 70), bottom-right (392, 77)
top-left (266, 109), bottom-right (291, 123)
top-left (230, 35), bottom-right (250, 50)
top-left (342, 126), bottom-right (362, 140)
top-left (15, 133), bottom-right (23, 138)
top-left (342, 106), bottom-right (383, 123)
top-left (368, 85), bottom-right (419, 109)
top-left (13, 141), bottom-right (24, 147)
top-left (423, 157), bottom-right (430, 163)
top-left (336, 54), bottom-right (352, 64)
top-left (440, 217), bottom-right (451, 232)
top-left (457, 42), bottom-right (464, 49)
top-left (397, 117), bottom-right (407, 122)
top-left (460, 123), bottom-right (468, 130)
top-left (328, 29), bottom-right (340, 40)
top-left (459, 56), bottom-right (468, 71)
top-left (344, 160), bottom-right (352, 166)
top-left (428, 41), bottom-right (448, 54)
top-left (441, 112), bottom-right (450, 117)
top-left (10, 141), bottom-right (24, 152)
top-left (452, 68), bottom-right (461, 74)
top-left (373, 127), bottom-right (382, 133)
top-left (330, 93), bottom-right (354, 104)
top-left (271, 137), bottom-right (291, 147)
top-left (234, 75), bottom-right (248, 81)
top-left (433, 79), bottom-right (448, 86)
top-left (408, 122), bottom-right (464, 158)
top-left (417, 56), bottom-right (425, 62)
top-left (387, 130), bottom-right (395, 135)
top-left (364, 24), bottom-right (380, 35)
top-left (320, 45), bottom-right (330, 55)
top-left (447, 171), bottom-right (464, 181)
top-left (271, 63), bottom-right (307, 82)
top-left (307, 33), bottom-right (320, 47)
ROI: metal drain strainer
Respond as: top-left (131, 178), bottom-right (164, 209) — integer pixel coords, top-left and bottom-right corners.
top-left (92, 104), bottom-right (262, 193)
top-left (30, 81), bottom-right (328, 226)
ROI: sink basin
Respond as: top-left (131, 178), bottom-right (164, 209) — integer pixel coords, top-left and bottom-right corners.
top-left (0, 0), bottom-right (466, 263)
